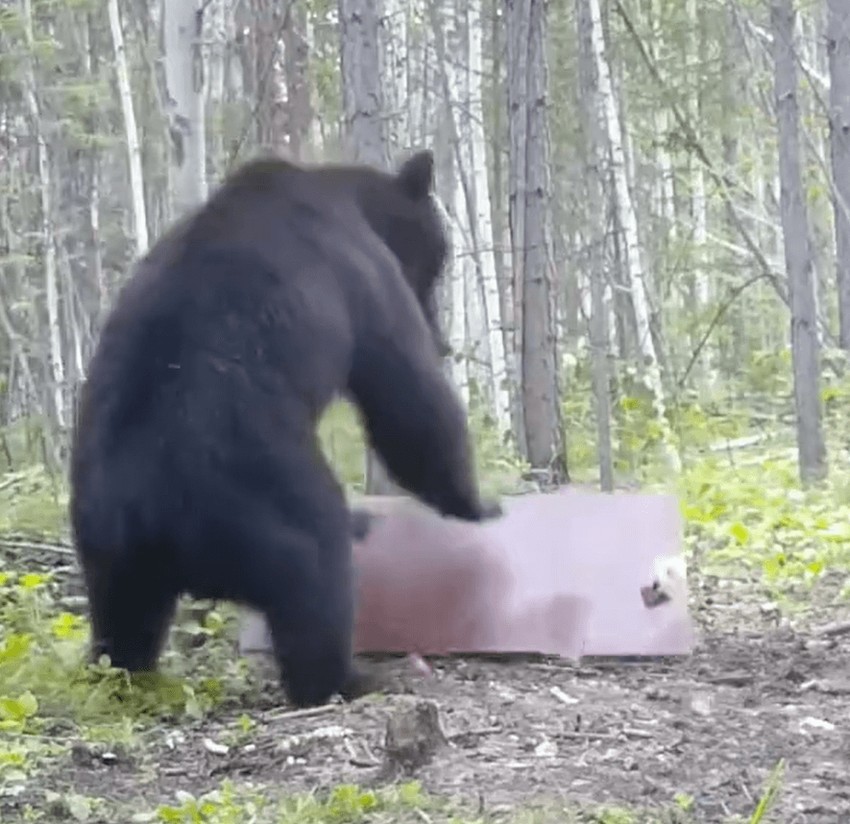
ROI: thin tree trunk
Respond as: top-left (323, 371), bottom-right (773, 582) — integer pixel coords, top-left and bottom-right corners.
top-left (826, 0), bottom-right (850, 350)
top-left (686, 0), bottom-right (713, 387)
top-left (576, 0), bottom-right (613, 491)
top-left (465, 0), bottom-right (511, 435)
top-left (282, 3), bottom-right (313, 161)
top-left (21, 0), bottom-right (67, 436)
top-left (507, 0), bottom-right (529, 456)
top-left (339, 0), bottom-right (389, 169)
top-left (108, 0), bottom-right (149, 255)
top-left (771, 0), bottom-right (827, 484)
top-left (586, 0), bottom-right (680, 474)
top-left (163, 0), bottom-right (208, 215)
top-left (430, 0), bottom-right (509, 431)
top-left (507, 0), bottom-right (566, 481)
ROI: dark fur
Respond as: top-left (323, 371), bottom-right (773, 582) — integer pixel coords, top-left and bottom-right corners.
top-left (69, 151), bottom-right (496, 708)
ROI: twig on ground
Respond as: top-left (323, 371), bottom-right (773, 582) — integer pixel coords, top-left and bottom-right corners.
top-left (263, 704), bottom-right (338, 722)
top-left (811, 620), bottom-right (850, 638)
top-left (0, 537), bottom-right (75, 556)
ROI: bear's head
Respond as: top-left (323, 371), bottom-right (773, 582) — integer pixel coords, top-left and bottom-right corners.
top-left (217, 150), bottom-right (453, 358)
top-left (350, 151), bottom-right (452, 358)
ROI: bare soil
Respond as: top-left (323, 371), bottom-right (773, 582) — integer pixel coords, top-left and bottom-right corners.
top-left (22, 571), bottom-right (850, 823)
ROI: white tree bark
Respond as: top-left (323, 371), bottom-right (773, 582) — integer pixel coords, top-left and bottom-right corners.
top-left (339, 0), bottom-right (389, 169)
top-left (163, 0), bottom-right (208, 216)
top-left (83, 13), bottom-right (107, 318)
top-left (464, 0), bottom-right (511, 435)
top-left (108, 0), bottom-right (149, 256)
top-left (576, 0), bottom-right (613, 491)
top-left (586, 0), bottom-right (680, 473)
top-left (21, 0), bottom-right (66, 433)
top-left (431, 0), bottom-right (488, 407)
top-left (381, 0), bottom-right (410, 151)
top-left (204, 0), bottom-right (227, 179)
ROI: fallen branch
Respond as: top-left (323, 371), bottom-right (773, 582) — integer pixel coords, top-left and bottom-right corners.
top-left (0, 537), bottom-right (75, 556)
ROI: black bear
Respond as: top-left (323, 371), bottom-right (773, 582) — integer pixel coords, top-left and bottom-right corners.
top-left (69, 150), bottom-right (499, 708)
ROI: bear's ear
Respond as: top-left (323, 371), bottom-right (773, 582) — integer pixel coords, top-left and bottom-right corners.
top-left (396, 150), bottom-right (435, 200)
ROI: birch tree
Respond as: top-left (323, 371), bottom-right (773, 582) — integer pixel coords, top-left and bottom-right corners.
top-left (771, 0), bottom-right (826, 484)
top-left (163, 0), bottom-right (208, 216)
top-left (108, 0), bottom-right (149, 256)
top-left (21, 0), bottom-right (67, 436)
top-left (507, 0), bottom-right (566, 480)
top-left (430, 0), bottom-right (510, 434)
top-left (584, 0), bottom-right (680, 474)
top-left (429, 0), bottom-right (476, 400)
top-left (826, 0), bottom-right (850, 350)
top-left (576, 0), bottom-right (613, 491)
top-left (462, 0), bottom-right (511, 436)
top-left (339, 0), bottom-right (388, 169)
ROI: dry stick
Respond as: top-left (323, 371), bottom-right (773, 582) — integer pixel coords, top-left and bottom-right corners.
top-left (613, 0), bottom-right (839, 355)
top-left (811, 619), bottom-right (850, 638)
top-left (0, 537), bottom-right (75, 556)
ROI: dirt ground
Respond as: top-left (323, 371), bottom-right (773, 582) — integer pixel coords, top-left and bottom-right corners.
top-left (29, 571), bottom-right (850, 823)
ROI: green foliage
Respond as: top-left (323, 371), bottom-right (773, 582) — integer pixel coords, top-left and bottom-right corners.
top-left (139, 781), bottom-right (433, 824)
top-left (0, 464), bottom-right (67, 539)
top-left (740, 349), bottom-right (793, 397)
top-left (557, 355), bottom-right (850, 594)
top-left (678, 453), bottom-right (850, 589)
top-left (317, 398), bottom-right (526, 497)
top-left (747, 760), bottom-right (784, 824)
top-left (0, 566), bottom-right (259, 761)
top-left (318, 400), bottom-right (369, 491)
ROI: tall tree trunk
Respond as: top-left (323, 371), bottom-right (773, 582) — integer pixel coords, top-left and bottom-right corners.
top-left (826, 0), bottom-right (850, 350)
top-left (771, 0), bottom-right (827, 484)
top-left (465, 0), bottom-right (511, 436)
top-left (507, 0), bottom-right (566, 482)
top-left (164, 0), bottom-right (208, 215)
top-left (108, 0), bottom-right (149, 256)
top-left (21, 0), bottom-right (67, 441)
top-left (576, 0), bottom-right (613, 491)
top-left (685, 0), bottom-right (713, 388)
top-left (585, 0), bottom-right (680, 474)
top-left (430, 0), bottom-right (510, 433)
top-left (488, 0), bottom-right (518, 437)
top-left (283, 4), bottom-right (313, 161)
top-left (339, 0), bottom-right (389, 169)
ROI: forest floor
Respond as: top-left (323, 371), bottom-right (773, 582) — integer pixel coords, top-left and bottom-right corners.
top-left (9, 564), bottom-right (849, 824)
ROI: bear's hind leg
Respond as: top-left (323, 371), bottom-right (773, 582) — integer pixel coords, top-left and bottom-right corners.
top-left (260, 531), bottom-right (362, 707)
top-left (83, 559), bottom-right (178, 672)
top-left (189, 507), bottom-right (353, 706)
